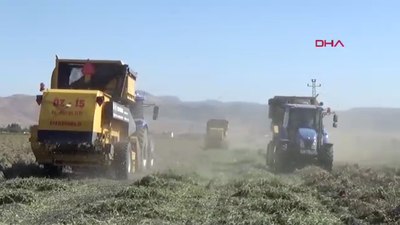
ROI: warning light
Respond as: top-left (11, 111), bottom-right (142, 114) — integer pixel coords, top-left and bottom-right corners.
top-left (82, 61), bottom-right (95, 76)
top-left (82, 61), bottom-right (95, 83)
top-left (96, 96), bottom-right (105, 106)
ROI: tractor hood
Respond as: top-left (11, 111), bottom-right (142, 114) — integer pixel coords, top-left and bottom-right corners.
top-left (297, 128), bottom-right (317, 142)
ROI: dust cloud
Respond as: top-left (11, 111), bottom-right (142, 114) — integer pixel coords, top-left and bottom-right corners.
top-left (330, 129), bottom-right (400, 167)
top-left (152, 116), bottom-right (400, 173)
top-left (149, 120), bottom-right (268, 182)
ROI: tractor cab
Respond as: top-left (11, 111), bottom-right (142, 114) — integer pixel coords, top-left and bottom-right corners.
top-left (287, 105), bottom-right (320, 130)
top-left (267, 95), bottom-right (338, 172)
top-left (48, 58), bottom-right (137, 103)
top-left (282, 104), bottom-right (324, 149)
top-left (278, 103), bottom-right (338, 155)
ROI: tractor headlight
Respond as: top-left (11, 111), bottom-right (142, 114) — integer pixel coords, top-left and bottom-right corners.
top-left (299, 139), bottom-right (305, 149)
top-left (281, 143), bottom-right (288, 151)
top-left (311, 139), bottom-right (317, 150)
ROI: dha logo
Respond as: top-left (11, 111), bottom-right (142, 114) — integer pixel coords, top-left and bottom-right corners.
top-left (315, 40), bottom-right (344, 48)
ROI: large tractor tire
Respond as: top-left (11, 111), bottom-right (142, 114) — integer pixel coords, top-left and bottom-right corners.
top-left (266, 141), bottom-right (274, 166)
top-left (135, 127), bottom-right (149, 171)
top-left (271, 144), bottom-right (284, 173)
top-left (113, 142), bottom-right (133, 180)
top-left (146, 137), bottom-right (155, 170)
top-left (271, 143), bottom-right (294, 173)
top-left (318, 144), bottom-right (333, 172)
top-left (43, 164), bottom-right (63, 178)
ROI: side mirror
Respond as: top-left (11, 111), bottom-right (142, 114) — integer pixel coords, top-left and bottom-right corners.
top-left (36, 95), bottom-right (43, 105)
top-left (40, 83), bottom-right (45, 92)
top-left (333, 114), bottom-right (338, 123)
top-left (153, 106), bottom-right (159, 120)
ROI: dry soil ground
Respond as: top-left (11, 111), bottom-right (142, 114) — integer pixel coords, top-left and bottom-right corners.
top-left (1, 133), bottom-right (400, 225)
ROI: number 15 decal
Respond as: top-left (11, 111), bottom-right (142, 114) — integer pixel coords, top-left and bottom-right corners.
top-left (75, 99), bottom-right (85, 108)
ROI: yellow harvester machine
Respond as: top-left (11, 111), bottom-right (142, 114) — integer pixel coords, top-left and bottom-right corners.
top-left (204, 119), bottom-right (229, 149)
top-left (29, 57), bottom-right (159, 179)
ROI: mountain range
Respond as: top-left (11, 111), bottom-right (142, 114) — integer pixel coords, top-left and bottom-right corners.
top-left (1, 92), bottom-right (399, 135)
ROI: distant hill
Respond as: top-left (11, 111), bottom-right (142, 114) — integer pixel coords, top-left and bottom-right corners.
top-left (1, 92), bottom-right (400, 135)
top-left (0, 94), bottom-right (39, 127)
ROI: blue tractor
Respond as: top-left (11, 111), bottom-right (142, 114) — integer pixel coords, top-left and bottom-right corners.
top-left (266, 96), bottom-right (338, 172)
top-left (129, 91), bottom-right (159, 171)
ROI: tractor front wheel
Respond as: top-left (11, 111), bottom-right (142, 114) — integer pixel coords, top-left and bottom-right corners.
top-left (266, 141), bottom-right (274, 166)
top-left (318, 145), bottom-right (333, 172)
top-left (136, 128), bottom-right (149, 171)
top-left (146, 137), bottom-right (155, 170)
top-left (113, 142), bottom-right (133, 180)
top-left (271, 143), bottom-right (293, 173)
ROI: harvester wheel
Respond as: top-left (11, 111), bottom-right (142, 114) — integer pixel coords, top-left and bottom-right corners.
top-left (113, 142), bottom-right (133, 180)
top-left (43, 164), bottom-right (62, 178)
top-left (136, 128), bottom-right (148, 171)
top-left (318, 145), bottom-right (333, 172)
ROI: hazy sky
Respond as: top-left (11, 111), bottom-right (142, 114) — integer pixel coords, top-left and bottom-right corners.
top-left (1, 0), bottom-right (399, 110)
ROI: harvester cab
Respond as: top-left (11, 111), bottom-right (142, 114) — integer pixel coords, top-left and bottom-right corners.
top-left (266, 96), bottom-right (337, 173)
top-left (30, 57), bottom-right (159, 179)
top-left (204, 119), bottom-right (229, 149)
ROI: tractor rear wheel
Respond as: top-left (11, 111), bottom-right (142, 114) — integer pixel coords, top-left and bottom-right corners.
top-left (113, 142), bottom-right (132, 180)
top-left (318, 145), bottom-right (333, 172)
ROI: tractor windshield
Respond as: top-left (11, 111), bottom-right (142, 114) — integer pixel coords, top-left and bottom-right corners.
top-left (288, 108), bottom-right (318, 130)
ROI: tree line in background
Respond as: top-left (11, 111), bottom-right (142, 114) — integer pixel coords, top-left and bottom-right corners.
top-left (0, 123), bottom-right (30, 133)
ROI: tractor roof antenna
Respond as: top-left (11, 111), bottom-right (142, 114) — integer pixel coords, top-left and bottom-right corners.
top-left (307, 78), bottom-right (321, 98)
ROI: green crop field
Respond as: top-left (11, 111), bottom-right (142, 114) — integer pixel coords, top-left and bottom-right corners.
top-left (1, 133), bottom-right (400, 225)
